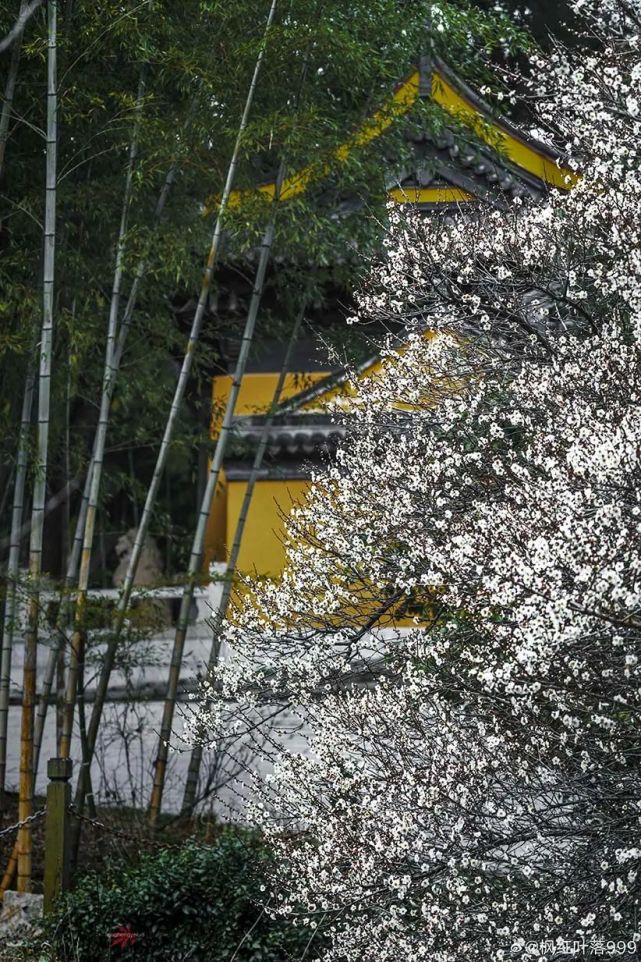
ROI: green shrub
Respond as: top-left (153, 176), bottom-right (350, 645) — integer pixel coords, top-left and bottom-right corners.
top-left (41, 834), bottom-right (314, 962)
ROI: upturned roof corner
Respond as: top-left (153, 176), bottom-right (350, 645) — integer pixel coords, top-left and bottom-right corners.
top-left (208, 58), bottom-right (577, 215)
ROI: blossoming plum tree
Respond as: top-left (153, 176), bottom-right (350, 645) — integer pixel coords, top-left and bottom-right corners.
top-left (193, 2), bottom-right (641, 958)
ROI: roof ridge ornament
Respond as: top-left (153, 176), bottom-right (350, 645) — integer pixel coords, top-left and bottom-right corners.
top-left (419, 54), bottom-right (433, 98)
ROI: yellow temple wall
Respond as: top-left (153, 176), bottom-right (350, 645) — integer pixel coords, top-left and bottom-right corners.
top-left (224, 477), bottom-right (310, 577)
top-left (211, 371), bottom-right (329, 430)
top-left (204, 370), bottom-right (330, 574)
top-left (203, 347), bottom-right (439, 575)
top-left (202, 44), bottom-right (578, 579)
top-left (200, 57), bottom-right (578, 597)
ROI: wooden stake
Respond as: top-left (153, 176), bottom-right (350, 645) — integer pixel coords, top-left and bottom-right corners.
top-left (43, 757), bottom-right (71, 914)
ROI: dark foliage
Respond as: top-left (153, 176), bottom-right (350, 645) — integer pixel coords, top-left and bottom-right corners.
top-left (42, 834), bottom-right (316, 962)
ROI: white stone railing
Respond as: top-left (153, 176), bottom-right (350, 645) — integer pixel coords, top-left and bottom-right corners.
top-left (12, 564), bottom-right (226, 635)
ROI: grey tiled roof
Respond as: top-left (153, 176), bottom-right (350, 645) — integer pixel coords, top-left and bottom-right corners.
top-left (231, 414), bottom-right (347, 460)
top-left (393, 127), bottom-right (547, 206)
top-left (387, 56), bottom-right (562, 209)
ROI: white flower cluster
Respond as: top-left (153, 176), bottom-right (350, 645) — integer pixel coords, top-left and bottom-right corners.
top-left (191, 2), bottom-right (641, 958)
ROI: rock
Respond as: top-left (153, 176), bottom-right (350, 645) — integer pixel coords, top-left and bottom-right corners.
top-left (112, 527), bottom-right (172, 628)
top-left (0, 890), bottom-right (43, 940)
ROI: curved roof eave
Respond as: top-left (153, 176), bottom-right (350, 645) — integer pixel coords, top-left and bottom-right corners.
top-left (210, 58), bottom-right (576, 213)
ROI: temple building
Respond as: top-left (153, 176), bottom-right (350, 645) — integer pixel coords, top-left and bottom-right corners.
top-left (204, 56), bottom-right (573, 579)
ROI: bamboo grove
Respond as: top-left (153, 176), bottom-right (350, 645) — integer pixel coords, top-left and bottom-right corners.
top-left (0, 0), bottom-right (527, 891)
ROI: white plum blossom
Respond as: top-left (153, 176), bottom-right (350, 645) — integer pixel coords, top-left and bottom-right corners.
top-left (191, 2), bottom-right (641, 959)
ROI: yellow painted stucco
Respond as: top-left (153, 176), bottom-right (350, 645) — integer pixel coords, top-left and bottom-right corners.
top-left (225, 477), bottom-right (310, 577)
top-left (387, 186), bottom-right (474, 204)
top-left (211, 371), bottom-right (330, 432)
top-left (204, 343), bottom-right (446, 574)
top-left (205, 371), bottom-right (330, 572)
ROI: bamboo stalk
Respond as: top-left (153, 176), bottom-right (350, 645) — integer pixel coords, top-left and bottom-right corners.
top-left (28, 177), bottom-right (178, 764)
top-left (0, 469), bottom-right (14, 524)
top-left (0, 156), bottom-right (178, 898)
top-left (71, 0), bottom-right (279, 825)
top-left (0, 0), bottom-right (43, 55)
top-left (29, 159), bottom-right (177, 774)
top-left (215, 305), bottom-right (305, 630)
top-left (59, 74), bottom-right (145, 759)
top-left (178, 300), bottom-right (304, 819)
top-left (112, 161), bottom-right (178, 371)
top-left (30, 460), bottom-right (91, 766)
top-left (158, 307), bottom-right (304, 824)
top-left (177, 50), bottom-right (311, 818)
top-left (0, 0), bottom-right (27, 181)
top-left (105, 0), bottom-right (279, 626)
top-left (0, 364), bottom-right (35, 791)
top-left (55, 637), bottom-right (64, 745)
top-left (150, 161), bottom-right (286, 824)
top-left (17, 0), bottom-right (57, 893)
top-left (0, 468), bottom-right (90, 898)
top-left (75, 630), bottom-right (96, 817)
top-left (62, 323), bottom-right (72, 573)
